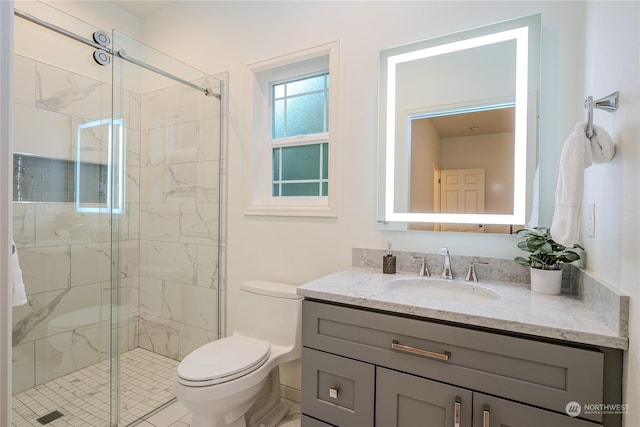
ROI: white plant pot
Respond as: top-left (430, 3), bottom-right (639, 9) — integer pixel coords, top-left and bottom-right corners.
top-left (530, 267), bottom-right (563, 295)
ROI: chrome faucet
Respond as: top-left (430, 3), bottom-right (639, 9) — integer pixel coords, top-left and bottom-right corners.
top-left (413, 256), bottom-right (430, 277)
top-left (465, 260), bottom-right (488, 282)
top-left (440, 247), bottom-right (453, 279)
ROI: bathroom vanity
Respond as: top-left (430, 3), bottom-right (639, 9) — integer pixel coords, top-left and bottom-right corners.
top-left (297, 266), bottom-right (628, 427)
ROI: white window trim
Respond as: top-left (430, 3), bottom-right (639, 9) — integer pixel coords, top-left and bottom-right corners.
top-left (244, 41), bottom-right (339, 217)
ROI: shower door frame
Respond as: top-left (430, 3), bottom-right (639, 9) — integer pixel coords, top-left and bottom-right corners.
top-left (1, 1), bottom-right (15, 425)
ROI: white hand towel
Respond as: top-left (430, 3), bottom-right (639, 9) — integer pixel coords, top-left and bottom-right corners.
top-left (550, 122), bottom-right (592, 247)
top-left (11, 239), bottom-right (27, 306)
top-left (587, 122), bottom-right (616, 163)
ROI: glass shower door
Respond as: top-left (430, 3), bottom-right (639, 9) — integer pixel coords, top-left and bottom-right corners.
top-left (111, 30), bottom-right (223, 425)
top-left (10, 3), bottom-right (223, 424)
top-left (11, 2), bottom-right (116, 426)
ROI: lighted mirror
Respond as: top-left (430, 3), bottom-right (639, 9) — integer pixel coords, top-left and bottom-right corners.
top-left (378, 14), bottom-right (540, 233)
top-left (76, 118), bottom-right (125, 214)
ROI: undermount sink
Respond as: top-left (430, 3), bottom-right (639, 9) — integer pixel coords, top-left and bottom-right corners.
top-left (386, 278), bottom-right (499, 304)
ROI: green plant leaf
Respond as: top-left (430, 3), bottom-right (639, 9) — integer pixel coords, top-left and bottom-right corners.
top-left (539, 242), bottom-right (553, 254)
top-left (513, 227), bottom-right (582, 268)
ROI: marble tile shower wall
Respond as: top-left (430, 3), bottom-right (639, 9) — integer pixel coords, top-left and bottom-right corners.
top-left (10, 53), bottom-right (222, 393)
top-left (137, 77), bottom-right (221, 362)
top-left (11, 54), bottom-right (140, 394)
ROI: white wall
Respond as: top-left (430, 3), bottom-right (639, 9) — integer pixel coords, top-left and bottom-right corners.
top-left (140, 0), bottom-right (585, 298)
top-left (410, 118), bottom-right (440, 213)
top-left (440, 132), bottom-right (515, 214)
top-left (141, 1), bottom-right (586, 391)
top-left (41, 0), bottom-right (142, 41)
top-left (582, 2), bottom-right (640, 425)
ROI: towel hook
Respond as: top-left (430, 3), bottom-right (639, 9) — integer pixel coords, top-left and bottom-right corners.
top-left (584, 91), bottom-right (619, 139)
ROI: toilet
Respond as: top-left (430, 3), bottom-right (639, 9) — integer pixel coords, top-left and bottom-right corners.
top-left (176, 280), bottom-right (303, 427)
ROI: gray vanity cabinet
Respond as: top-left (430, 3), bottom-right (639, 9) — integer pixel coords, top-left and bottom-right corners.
top-left (301, 300), bottom-right (621, 427)
top-left (375, 368), bottom-right (596, 427)
top-left (376, 367), bottom-right (472, 427)
top-left (472, 393), bottom-right (597, 427)
top-left (301, 347), bottom-right (374, 426)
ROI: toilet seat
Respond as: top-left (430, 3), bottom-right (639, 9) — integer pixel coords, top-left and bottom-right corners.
top-left (177, 335), bottom-right (271, 387)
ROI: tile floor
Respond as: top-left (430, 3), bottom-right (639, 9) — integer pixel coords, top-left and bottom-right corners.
top-left (11, 346), bottom-right (301, 427)
top-left (136, 399), bottom-right (301, 427)
top-left (11, 348), bottom-right (179, 426)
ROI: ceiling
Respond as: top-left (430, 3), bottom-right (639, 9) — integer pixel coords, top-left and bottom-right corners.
top-left (422, 107), bottom-right (515, 139)
top-left (110, 1), bottom-right (178, 18)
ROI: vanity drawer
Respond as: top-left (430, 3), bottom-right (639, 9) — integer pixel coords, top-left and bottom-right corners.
top-left (301, 347), bottom-right (375, 427)
top-left (302, 300), bottom-right (605, 422)
top-left (301, 415), bottom-right (335, 427)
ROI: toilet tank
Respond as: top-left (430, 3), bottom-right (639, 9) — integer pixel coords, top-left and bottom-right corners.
top-left (233, 280), bottom-right (303, 349)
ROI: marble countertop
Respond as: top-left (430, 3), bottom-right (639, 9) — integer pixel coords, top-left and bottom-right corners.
top-left (297, 267), bottom-right (628, 350)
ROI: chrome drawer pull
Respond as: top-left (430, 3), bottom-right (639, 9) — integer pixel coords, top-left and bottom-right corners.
top-left (454, 397), bottom-right (461, 427)
top-left (391, 340), bottom-right (451, 361)
top-left (483, 405), bottom-right (490, 427)
top-left (328, 388), bottom-right (339, 399)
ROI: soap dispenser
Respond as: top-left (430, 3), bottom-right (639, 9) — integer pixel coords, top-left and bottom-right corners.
top-left (383, 241), bottom-right (396, 274)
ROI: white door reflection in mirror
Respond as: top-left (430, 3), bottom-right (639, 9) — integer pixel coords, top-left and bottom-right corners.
top-left (408, 106), bottom-right (515, 216)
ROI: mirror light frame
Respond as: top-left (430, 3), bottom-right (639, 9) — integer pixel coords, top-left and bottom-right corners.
top-left (379, 14), bottom-right (540, 226)
top-left (75, 118), bottom-right (125, 214)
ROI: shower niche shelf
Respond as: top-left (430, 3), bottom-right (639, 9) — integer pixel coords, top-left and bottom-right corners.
top-left (13, 153), bottom-right (108, 204)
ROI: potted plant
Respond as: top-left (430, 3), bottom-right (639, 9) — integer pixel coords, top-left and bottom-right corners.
top-left (514, 227), bottom-right (583, 295)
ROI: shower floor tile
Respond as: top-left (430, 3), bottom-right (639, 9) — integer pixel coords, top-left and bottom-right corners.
top-left (11, 348), bottom-right (180, 427)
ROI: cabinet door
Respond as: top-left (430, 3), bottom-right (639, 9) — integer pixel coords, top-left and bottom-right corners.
top-left (472, 393), bottom-right (601, 427)
top-left (376, 367), bottom-right (472, 427)
top-left (302, 347), bottom-right (375, 426)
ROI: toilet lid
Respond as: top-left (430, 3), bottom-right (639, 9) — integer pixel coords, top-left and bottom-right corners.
top-left (177, 336), bottom-right (270, 385)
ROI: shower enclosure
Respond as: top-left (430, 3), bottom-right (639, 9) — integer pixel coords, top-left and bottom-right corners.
top-left (10, 2), bottom-right (225, 425)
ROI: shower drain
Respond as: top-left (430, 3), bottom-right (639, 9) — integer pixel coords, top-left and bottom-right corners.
top-left (36, 410), bottom-right (64, 425)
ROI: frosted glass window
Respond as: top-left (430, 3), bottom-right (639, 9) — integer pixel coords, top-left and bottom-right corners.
top-left (271, 73), bottom-right (329, 197)
top-left (272, 143), bottom-right (328, 197)
top-left (247, 43), bottom-right (338, 215)
top-left (272, 73), bottom-right (329, 139)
